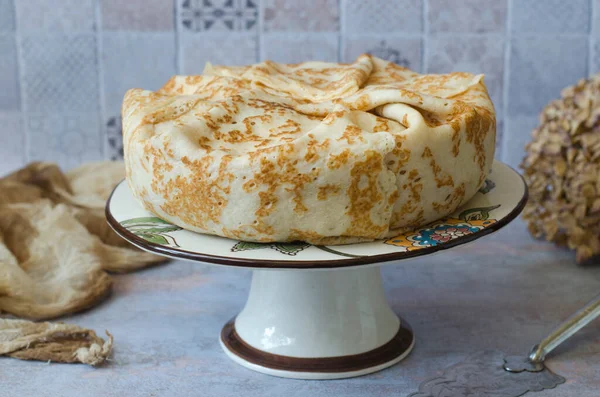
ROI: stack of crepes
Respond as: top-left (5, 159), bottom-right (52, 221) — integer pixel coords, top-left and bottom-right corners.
top-left (0, 162), bottom-right (162, 365)
top-left (123, 54), bottom-right (496, 244)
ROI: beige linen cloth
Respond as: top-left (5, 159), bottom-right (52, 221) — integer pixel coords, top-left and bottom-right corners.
top-left (0, 162), bottom-right (163, 365)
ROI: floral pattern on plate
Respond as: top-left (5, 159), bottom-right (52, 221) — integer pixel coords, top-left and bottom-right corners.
top-left (384, 205), bottom-right (500, 252)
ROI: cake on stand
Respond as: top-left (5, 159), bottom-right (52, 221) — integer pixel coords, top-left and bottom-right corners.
top-left (106, 160), bottom-right (527, 380)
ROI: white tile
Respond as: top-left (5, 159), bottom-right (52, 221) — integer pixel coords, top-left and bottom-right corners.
top-left (508, 37), bottom-right (588, 116)
top-left (0, 112), bottom-right (24, 175)
top-left (261, 33), bottom-right (338, 63)
top-left (511, 0), bottom-right (590, 34)
top-left (0, 0), bottom-right (15, 32)
top-left (19, 34), bottom-right (99, 113)
top-left (344, 0), bottom-right (422, 33)
top-left (502, 115), bottom-right (539, 169)
top-left (427, 35), bottom-right (504, 113)
top-left (0, 34), bottom-right (20, 110)
top-left (180, 33), bottom-right (257, 74)
top-left (428, 0), bottom-right (507, 33)
top-left (262, 0), bottom-right (338, 32)
top-left (15, 0), bottom-right (95, 31)
top-left (26, 112), bottom-right (103, 170)
top-left (343, 35), bottom-right (422, 72)
top-left (101, 0), bottom-right (175, 31)
top-left (101, 32), bottom-right (176, 115)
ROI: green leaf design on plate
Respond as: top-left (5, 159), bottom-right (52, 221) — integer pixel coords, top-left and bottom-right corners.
top-left (478, 179), bottom-right (496, 194)
top-left (127, 226), bottom-right (182, 234)
top-left (136, 232), bottom-right (169, 245)
top-left (230, 241), bottom-right (311, 255)
top-left (231, 241), bottom-right (269, 252)
top-left (459, 204), bottom-right (501, 221)
top-left (121, 217), bottom-right (182, 247)
top-left (121, 217), bottom-right (174, 226)
top-left (271, 242), bottom-right (310, 256)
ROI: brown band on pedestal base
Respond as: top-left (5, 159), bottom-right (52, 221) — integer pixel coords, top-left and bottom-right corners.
top-left (220, 317), bottom-right (414, 373)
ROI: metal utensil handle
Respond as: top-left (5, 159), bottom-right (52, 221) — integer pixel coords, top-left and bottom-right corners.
top-left (529, 292), bottom-right (600, 363)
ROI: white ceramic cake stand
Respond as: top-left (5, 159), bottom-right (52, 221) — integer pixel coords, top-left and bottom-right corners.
top-left (106, 160), bottom-right (527, 380)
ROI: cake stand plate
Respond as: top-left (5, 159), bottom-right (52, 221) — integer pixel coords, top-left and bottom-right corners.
top-left (106, 160), bottom-right (527, 379)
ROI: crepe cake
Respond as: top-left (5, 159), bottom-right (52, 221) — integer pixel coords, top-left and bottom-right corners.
top-left (122, 54), bottom-right (495, 244)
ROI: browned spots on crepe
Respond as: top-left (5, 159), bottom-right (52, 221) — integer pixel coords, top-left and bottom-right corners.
top-left (352, 94), bottom-right (371, 110)
top-left (446, 99), bottom-right (494, 168)
top-left (159, 77), bottom-right (177, 94)
top-left (244, 144), bottom-right (317, 222)
top-left (420, 108), bottom-right (443, 128)
top-left (397, 89), bottom-right (423, 104)
top-left (317, 184), bottom-right (342, 200)
top-left (304, 136), bottom-right (330, 163)
top-left (141, 97), bottom-right (201, 126)
top-left (422, 146), bottom-right (454, 188)
top-left (387, 134), bottom-right (411, 172)
top-left (337, 125), bottom-right (365, 145)
top-left (373, 117), bottom-right (390, 132)
top-left (433, 183), bottom-right (466, 213)
top-left (269, 119), bottom-right (302, 137)
top-left (198, 136), bottom-right (213, 152)
top-left (391, 168), bottom-right (423, 225)
top-left (156, 154), bottom-right (234, 230)
top-left (327, 149), bottom-right (352, 169)
top-left (401, 114), bottom-right (409, 128)
top-left (344, 150), bottom-right (389, 238)
top-left (322, 110), bottom-right (346, 126)
top-left (289, 228), bottom-right (325, 242)
top-left (242, 114), bottom-right (272, 135)
top-left (146, 143), bottom-right (172, 196)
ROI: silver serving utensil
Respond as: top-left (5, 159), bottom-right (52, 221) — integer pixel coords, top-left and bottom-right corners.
top-left (410, 293), bottom-right (600, 397)
top-left (503, 292), bottom-right (600, 373)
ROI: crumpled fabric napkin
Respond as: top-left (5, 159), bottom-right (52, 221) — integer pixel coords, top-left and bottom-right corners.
top-left (0, 162), bottom-right (164, 365)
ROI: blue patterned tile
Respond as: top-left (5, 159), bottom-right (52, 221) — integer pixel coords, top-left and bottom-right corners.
top-left (0, 34), bottom-right (20, 111)
top-left (511, 0), bottom-right (590, 33)
top-left (19, 34), bottom-right (99, 113)
top-left (15, 0), bottom-right (95, 31)
top-left (343, 0), bottom-right (422, 33)
top-left (178, 0), bottom-right (258, 32)
top-left (0, 112), bottom-right (24, 175)
top-left (343, 35), bottom-right (422, 72)
top-left (427, 36), bottom-right (504, 113)
top-left (503, 115), bottom-right (539, 169)
top-left (0, 0), bottom-right (15, 32)
top-left (508, 37), bottom-right (588, 117)
top-left (105, 115), bottom-right (123, 160)
top-left (428, 0), bottom-right (507, 33)
top-left (261, 33), bottom-right (338, 63)
top-left (101, 0), bottom-right (174, 31)
top-left (101, 33), bottom-right (176, 115)
top-left (26, 112), bottom-right (103, 169)
top-left (180, 33), bottom-right (257, 74)
top-left (263, 0), bottom-right (338, 32)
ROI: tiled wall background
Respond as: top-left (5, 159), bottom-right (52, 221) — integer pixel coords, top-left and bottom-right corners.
top-left (0, 0), bottom-right (596, 174)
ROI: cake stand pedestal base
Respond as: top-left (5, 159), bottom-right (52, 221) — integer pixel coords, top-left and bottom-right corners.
top-left (219, 266), bottom-right (414, 379)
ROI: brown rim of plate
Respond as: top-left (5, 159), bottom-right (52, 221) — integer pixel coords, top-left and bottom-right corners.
top-left (220, 317), bottom-right (414, 373)
top-left (105, 163), bottom-right (528, 269)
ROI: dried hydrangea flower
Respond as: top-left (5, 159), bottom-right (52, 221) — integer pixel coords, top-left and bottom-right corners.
top-left (521, 76), bottom-right (600, 264)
